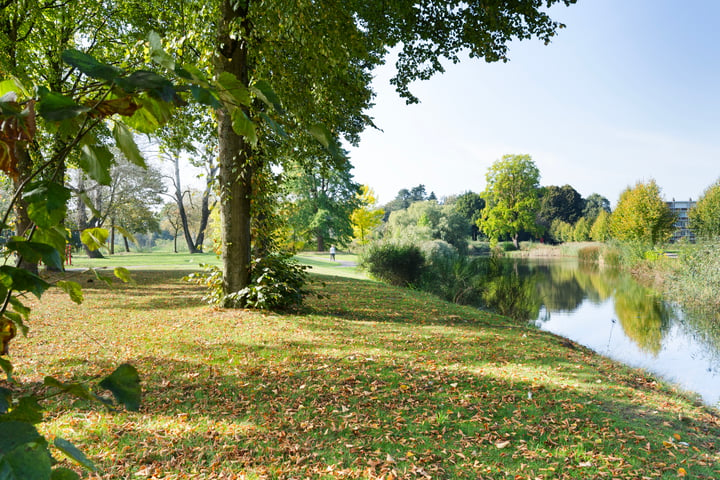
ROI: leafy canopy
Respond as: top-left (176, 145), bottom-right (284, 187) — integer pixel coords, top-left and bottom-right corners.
top-left (478, 154), bottom-right (541, 247)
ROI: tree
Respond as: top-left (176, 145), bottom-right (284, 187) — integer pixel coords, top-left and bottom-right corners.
top-left (285, 151), bottom-right (361, 251)
top-left (386, 200), bottom-right (468, 252)
top-left (689, 179), bottom-right (720, 239)
top-left (351, 185), bottom-right (384, 246)
top-left (383, 184), bottom-right (430, 219)
top-left (610, 179), bottom-right (676, 245)
top-left (573, 217), bottom-right (591, 242)
top-left (70, 159), bottom-right (166, 254)
top-left (450, 191), bottom-right (485, 241)
top-left (478, 154), bottom-right (541, 249)
top-left (583, 193), bottom-right (612, 221)
top-left (206, 0), bottom-right (575, 301)
top-left (536, 185), bottom-right (584, 234)
top-left (590, 210), bottom-right (611, 242)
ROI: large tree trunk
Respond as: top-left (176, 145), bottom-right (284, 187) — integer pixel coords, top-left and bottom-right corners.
top-left (216, 0), bottom-right (253, 302)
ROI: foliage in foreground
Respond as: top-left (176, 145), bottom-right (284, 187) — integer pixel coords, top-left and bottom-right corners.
top-left (8, 270), bottom-right (719, 479)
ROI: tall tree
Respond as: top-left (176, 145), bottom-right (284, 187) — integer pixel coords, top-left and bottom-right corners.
top-left (536, 184), bottom-right (585, 234)
top-left (449, 191), bottom-right (485, 241)
top-left (479, 154), bottom-right (541, 249)
top-left (610, 179), bottom-right (676, 245)
top-left (583, 193), bottom-right (612, 221)
top-left (285, 151), bottom-right (361, 251)
top-left (689, 179), bottom-right (720, 239)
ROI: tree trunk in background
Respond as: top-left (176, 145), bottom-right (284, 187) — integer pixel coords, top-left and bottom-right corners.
top-left (172, 155), bottom-right (199, 254)
top-left (216, 0), bottom-right (253, 301)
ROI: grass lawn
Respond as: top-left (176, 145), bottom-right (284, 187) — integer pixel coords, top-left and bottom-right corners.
top-left (7, 265), bottom-right (720, 479)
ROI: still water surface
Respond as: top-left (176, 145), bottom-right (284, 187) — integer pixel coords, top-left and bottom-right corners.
top-left (487, 259), bottom-right (720, 407)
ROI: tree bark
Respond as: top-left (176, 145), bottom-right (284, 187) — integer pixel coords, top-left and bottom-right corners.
top-left (216, 0), bottom-right (253, 302)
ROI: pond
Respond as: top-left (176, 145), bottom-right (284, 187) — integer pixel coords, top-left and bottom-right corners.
top-left (481, 258), bottom-right (720, 408)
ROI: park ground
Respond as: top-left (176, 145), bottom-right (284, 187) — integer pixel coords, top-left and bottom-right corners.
top-left (9, 252), bottom-right (720, 479)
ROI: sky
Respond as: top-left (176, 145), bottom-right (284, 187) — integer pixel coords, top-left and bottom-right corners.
top-left (345, 0), bottom-right (720, 206)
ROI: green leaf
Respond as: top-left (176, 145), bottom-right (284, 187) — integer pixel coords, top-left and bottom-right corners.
top-left (147, 31), bottom-right (175, 71)
top-left (0, 422), bottom-right (52, 479)
top-left (43, 377), bottom-right (93, 400)
top-left (111, 121), bottom-right (146, 168)
top-left (0, 78), bottom-right (29, 98)
top-left (251, 80), bottom-right (284, 114)
top-left (115, 71), bottom-right (176, 102)
top-left (216, 72), bottom-right (250, 107)
top-left (113, 267), bottom-right (133, 284)
top-left (56, 281), bottom-right (83, 304)
top-left (32, 227), bottom-right (69, 257)
top-left (0, 357), bottom-right (12, 381)
top-left (98, 364), bottom-right (141, 411)
top-left (0, 266), bottom-right (50, 298)
top-left (114, 225), bottom-right (137, 246)
top-left (309, 124), bottom-right (344, 159)
top-left (61, 49), bottom-right (122, 82)
top-left (4, 240), bottom-right (63, 270)
top-left (123, 95), bottom-right (174, 133)
top-left (260, 112), bottom-right (287, 138)
top-left (23, 182), bottom-right (71, 229)
top-left (230, 109), bottom-right (257, 146)
top-left (36, 88), bottom-right (90, 122)
top-left (52, 438), bottom-right (96, 472)
top-left (179, 63), bottom-right (208, 83)
top-left (190, 86), bottom-right (221, 109)
top-left (0, 396), bottom-right (44, 424)
top-left (50, 467), bottom-right (81, 480)
top-left (79, 144), bottom-right (113, 185)
top-left (80, 228), bottom-right (109, 251)
top-left (0, 387), bottom-right (10, 414)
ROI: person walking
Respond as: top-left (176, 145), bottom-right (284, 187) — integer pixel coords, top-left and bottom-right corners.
top-left (329, 245), bottom-right (336, 261)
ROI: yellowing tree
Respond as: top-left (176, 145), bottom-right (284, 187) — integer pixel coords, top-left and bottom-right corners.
top-left (610, 179), bottom-right (676, 245)
top-left (351, 185), bottom-right (384, 245)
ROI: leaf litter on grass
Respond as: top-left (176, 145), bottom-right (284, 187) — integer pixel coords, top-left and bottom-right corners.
top-left (6, 271), bottom-right (720, 479)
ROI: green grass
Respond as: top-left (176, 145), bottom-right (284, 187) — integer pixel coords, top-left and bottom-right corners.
top-left (8, 268), bottom-right (720, 479)
top-left (69, 251), bottom-right (222, 270)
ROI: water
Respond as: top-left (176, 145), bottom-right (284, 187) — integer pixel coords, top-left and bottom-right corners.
top-left (481, 258), bottom-right (720, 407)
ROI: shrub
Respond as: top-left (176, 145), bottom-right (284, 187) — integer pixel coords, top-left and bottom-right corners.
top-left (419, 239), bottom-right (456, 263)
top-left (578, 246), bottom-right (600, 263)
top-left (600, 244), bottom-right (622, 267)
top-left (186, 252), bottom-right (310, 310)
top-left (360, 242), bottom-right (425, 286)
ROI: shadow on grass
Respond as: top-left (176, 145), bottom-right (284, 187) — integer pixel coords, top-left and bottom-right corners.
top-left (43, 349), bottom-right (720, 479)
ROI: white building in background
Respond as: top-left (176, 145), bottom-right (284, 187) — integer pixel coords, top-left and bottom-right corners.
top-left (666, 199), bottom-right (696, 243)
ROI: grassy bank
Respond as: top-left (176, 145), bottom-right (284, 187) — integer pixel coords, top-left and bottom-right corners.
top-left (8, 267), bottom-right (719, 479)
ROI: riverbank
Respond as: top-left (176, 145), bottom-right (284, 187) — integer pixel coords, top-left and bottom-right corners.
top-left (11, 268), bottom-right (720, 478)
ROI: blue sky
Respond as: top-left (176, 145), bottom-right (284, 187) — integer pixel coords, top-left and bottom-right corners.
top-left (346, 0), bottom-right (720, 206)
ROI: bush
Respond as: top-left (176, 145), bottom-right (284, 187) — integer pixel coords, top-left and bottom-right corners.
top-left (419, 239), bottom-right (456, 263)
top-left (578, 246), bottom-right (600, 263)
top-left (600, 244), bottom-right (622, 267)
top-left (360, 242), bottom-right (425, 286)
top-left (186, 252), bottom-right (310, 310)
